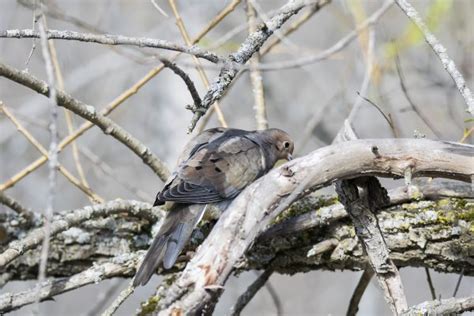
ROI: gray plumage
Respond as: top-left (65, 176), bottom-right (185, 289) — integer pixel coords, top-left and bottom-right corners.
top-left (133, 127), bottom-right (294, 287)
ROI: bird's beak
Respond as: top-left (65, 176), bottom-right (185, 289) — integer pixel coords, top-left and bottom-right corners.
top-left (287, 153), bottom-right (293, 161)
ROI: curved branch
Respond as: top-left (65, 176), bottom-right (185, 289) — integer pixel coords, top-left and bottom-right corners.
top-left (0, 62), bottom-right (170, 181)
top-left (156, 139), bottom-right (472, 314)
top-left (0, 29), bottom-right (225, 63)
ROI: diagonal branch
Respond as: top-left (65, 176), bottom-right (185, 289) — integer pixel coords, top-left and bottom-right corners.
top-left (0, 0), bottom-right (240, 191)
top-left (346, 269), bottom-right (374, 316)
top-left (394, 0), bottom-right (474, 114)
top-left (0, 62), bottom-right (170, 182)
top-left (187, 0), bottom-right (331, 132)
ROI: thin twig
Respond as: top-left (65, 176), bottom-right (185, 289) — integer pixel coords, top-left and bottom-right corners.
top-left (334, 26), bottom-right (375, 143)
top-left (394, 53), bottom-right (442, 137)
top-left (394, 0), bottom-right (474, 114)
top-left (24, 0), bottom-right (38, 67)
top-left (44, 19), bottom-right (93, 202)
top-left (35, 10), bottom-right (59, 312)
top-left (356, 92), bottom-right (398, 137)
top-left (150, 0), bottom-right (169, 17)
top-left (453, 268), bottom-right (464, 297)
top-left (0, 0), bottom-right (242, 190)
top-left (424, 268), bottom-right (437, 300)
top-left (168, 0), bottom-right (228, 131)
top-left (346, 269), bottom-right (374, 316)
top-left (252, 0), bottom-right (392, 71)
top-left (0, 104), bottom-right (104, 203)
top-left (0, 29), bottom-right (225, 64)
top-left (247, 0), bottom-right (268, 130)
top-left (459, 127), bottom-right (474, 143)
top-left (229, 269), bottom-right (274, 316)
top-left (87, 279), bottom-right (125, 316)
top-left (188, 0), bottom-right (331, 132)
top-left (101, 283), bottom-right (134, 316)
top-left (160, 58), bottom-right (202, 108)
top-left (260, 2), bottom-right (322, 55)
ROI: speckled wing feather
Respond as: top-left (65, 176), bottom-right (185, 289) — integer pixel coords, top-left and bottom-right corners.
top-left (155, 129), bottom-right (266, 205)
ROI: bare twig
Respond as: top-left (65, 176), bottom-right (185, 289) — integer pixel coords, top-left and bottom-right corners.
top-left (253, 0), bottom-right (392, 71)
top-left (24, 0), bottom-right (38, 67)
top-left (394, 0), bottom-right (474, 114)
top-left (101, 283), bottom-right (134, 316)
top-left (45, 20), bottom-right (93, 202)
top-left (229, 268), bottom-right (275, 316)
top-left (168, 0), bottom-right (228, 131)
top-left (334, 26), bottom-right (375, 143)
top-left (246, 0), bottom-right (268, 130)
top-left (394, 53), bottom-right (442, 137)
top-left (0, 0), bottom-right (245, 191)
top-left (87, 279), bottom-right (124, 316)
top-left (35, 11), bottom-right (59, 312)
top-left (160, 58), bottom-right (202, 108)
top-left (401, 296), bottom-right (474, 315)
top-left (0, 190), bottom-right (33, 220)
top-left (0, 62), bottom-right (171, 182)
top-left (187, 0), bottom-right (331, 132)
top-left (260, 2), bottom-right (322, 55)
top-left (0, 104), bottom-right (104, 203)
top-left (346, 269), bottom-right (374, 316)
top-left (424, 268), bottom-right (437, 300)
top-left (0, 29), bottom-right (225, 64)
top-left (150, 0), bottom-right (169, 17)
top-left (0, 253), bottom-right (140, 313)
top-left (453, 268), bottom-right (464, 297)
top-left (0, 199), bottom-right (154, 268)
top-left (357, 92), bottom-right (398, 137)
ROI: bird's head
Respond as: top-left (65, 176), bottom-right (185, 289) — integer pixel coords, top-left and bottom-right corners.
top-left (264, 128), bottom-right (294, 161)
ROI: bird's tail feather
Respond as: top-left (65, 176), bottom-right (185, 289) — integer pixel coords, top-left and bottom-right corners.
top-left (133, 204), bottom-right (206, 287)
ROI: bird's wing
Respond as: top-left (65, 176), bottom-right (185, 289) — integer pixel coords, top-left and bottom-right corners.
top-left (156, 129), bottom-right (266, 204)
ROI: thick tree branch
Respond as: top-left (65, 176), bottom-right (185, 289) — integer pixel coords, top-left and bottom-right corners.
top-left (336, 178), bottom-right (408, 314)
top-left (0, 29), bottom-right (225, 63)
top-left (0, 185), bottom-right (471, 312)
top-left (0, 62), bottom-right (170, 181)
top-left (154, 139), bottom-right (472, 314)
top-left (0, 200), bottom-right (155, 269)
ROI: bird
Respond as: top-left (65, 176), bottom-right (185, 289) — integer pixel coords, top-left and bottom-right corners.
top-left (133, 127), bottom-right (294, 287)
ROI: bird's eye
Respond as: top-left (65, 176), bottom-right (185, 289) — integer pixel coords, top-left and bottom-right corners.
top-left (283, 141), bottom-right (290, 149)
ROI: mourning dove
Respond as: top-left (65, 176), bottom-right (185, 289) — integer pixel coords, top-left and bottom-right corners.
top-left (133, 127), bottom-right (294, 287)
